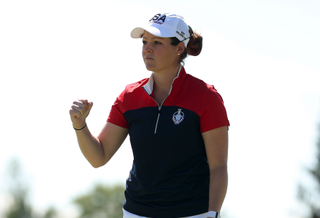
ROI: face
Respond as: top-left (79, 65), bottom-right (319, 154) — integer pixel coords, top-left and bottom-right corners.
top-left (142, 31), bottom-right (183, 73)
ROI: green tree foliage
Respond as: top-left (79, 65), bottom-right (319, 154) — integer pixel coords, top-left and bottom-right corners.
top-left (3, 158), bottom-right (59, 218)
top-left (298, 125), bottom-right (320, 218)
top-left (5, 158), bottom-right (33, 218)
top-left (43, 207), bottom-right (58, 218)
top-left (73, 183), bottom-right (125, 218)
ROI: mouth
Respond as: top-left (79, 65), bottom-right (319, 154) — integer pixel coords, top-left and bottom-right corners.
top-left (144, 56), bottom-right (154, 61)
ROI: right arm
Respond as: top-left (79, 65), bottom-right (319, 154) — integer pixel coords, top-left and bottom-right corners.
top-left (70, 99), bottom-right (128, 168)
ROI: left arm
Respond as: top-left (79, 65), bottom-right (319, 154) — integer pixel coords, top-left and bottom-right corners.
top-left (202, 126), bottom-right (229, 217)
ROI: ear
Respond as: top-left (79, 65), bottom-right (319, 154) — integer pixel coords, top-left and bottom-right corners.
top-left (177, 42), bottom-right (185, 55)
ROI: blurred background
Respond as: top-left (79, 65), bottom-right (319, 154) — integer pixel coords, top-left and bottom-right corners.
top-left (1, 0), bottom-right (320, 217)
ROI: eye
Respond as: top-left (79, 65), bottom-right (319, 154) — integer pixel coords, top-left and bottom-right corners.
top-left (154, 41), bottom-right (162, 45)
top-left (142, 40), bottom-right (147, 45)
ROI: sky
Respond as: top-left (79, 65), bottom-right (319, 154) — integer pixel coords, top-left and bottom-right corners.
top-left (1, 0), bottom-right (320, 218)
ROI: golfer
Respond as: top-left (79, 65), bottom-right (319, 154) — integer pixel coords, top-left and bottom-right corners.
top-left (70, 12), bottom-right (230, 218)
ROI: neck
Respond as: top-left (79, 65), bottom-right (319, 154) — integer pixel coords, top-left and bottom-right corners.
top-left (152, 64), bottom-right (181, 105)
top-left (153, 64), bottom-right (181, 92)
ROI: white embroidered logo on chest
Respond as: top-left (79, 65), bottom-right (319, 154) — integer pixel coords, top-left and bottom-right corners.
top-left (172, 109), bottom-right (185, 125)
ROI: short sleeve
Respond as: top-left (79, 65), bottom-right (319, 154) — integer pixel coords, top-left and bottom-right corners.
top-left (199, 85), bottom-right (230, 133)
top-left (107, 90), bottom-right (129, 129)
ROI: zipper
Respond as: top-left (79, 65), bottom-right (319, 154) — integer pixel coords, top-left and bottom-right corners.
top-left (144, 66), bottom-right (182, 134)
top-left (154, 109), bottom-right (161, 134)
top-left (142, 88), bottom-right (163, 134)
top-left (150, 79), bottom-right (179, 134)
top-left (153, 100), bottom-right (165, 134)
top-left (153, 72), bottom-right (180, 134)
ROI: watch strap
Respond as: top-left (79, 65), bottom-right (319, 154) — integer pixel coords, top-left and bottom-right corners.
top-left (207, 211), bottom-right (220, 218)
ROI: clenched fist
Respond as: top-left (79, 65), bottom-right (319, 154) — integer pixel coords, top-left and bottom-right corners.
top-left (69, 99), bottom-right (93, 129)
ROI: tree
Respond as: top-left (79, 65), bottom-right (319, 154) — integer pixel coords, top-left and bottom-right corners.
top-left (73, 183), bottom-right (125, 218)
top-left (298, 125), bottom-right (320, 218)
top-left (43, 207), bottom-right (58, 218)
top-left (4, 158), bottom-right (33, 218)
top-left (3, 158), bottom-right (59, 218)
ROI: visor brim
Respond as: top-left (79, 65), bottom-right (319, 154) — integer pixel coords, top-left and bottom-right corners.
top-left (131, 25), bottom-right (175, 39)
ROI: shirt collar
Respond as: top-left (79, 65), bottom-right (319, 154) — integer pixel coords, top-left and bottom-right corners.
top-left (143, 65), bottom-right (185, 95)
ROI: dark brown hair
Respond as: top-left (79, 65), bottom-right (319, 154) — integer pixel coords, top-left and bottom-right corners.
top-left (170, 27), bottom-right (203, 64)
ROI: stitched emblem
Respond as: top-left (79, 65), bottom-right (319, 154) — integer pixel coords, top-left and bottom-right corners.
top-left (172, 109), bottom-right (184, 125)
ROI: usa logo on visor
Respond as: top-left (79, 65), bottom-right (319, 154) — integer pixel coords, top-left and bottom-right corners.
top-left (149, 13), bottom-right (166, 24)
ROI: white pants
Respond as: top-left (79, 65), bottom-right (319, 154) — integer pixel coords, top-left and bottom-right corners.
top-left (123, 208), bottom-right (208, 218)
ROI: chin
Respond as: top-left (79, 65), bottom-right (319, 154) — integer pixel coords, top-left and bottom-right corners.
top-left (144, 64), bottom-right (156, 72)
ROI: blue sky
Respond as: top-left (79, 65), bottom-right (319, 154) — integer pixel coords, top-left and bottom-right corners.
top-left (0, 0), bottom-right (320, 217)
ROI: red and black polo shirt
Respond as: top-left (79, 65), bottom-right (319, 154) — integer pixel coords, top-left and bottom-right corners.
top-left (107, 66), bottom-right (229, 218)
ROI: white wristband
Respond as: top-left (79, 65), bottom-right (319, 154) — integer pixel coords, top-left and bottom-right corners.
top-left (207, 211), bottom-right (220, 218)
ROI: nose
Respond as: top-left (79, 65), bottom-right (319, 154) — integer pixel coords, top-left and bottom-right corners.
top-left (143, 43), bottom-right (152, 53)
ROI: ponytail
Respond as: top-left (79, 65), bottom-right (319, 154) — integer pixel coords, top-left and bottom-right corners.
top-left (186, 27), bottom-right (202, 56)
top-left (170, 26), bottom-right (203, 64)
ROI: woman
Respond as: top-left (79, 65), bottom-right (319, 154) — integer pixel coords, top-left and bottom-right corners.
top-left (70, 13), bottom-right (229, 218)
